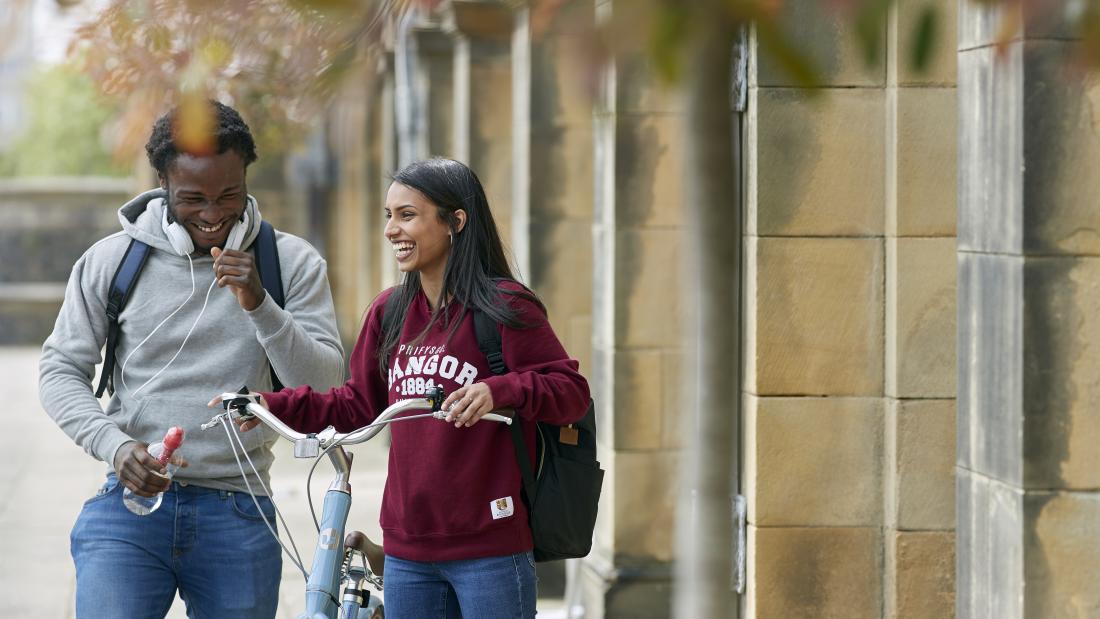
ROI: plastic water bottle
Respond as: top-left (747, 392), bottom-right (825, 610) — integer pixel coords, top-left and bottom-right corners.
top-left (123, 427), bottom-right (185, 516)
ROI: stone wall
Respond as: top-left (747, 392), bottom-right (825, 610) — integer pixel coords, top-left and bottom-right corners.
top-left (744, 1), bottom-right (957, 616)
top-left (571, 1), bottom-right (687, 615)
top-left (957, 1), bottom-right (1100, 616)
top-left (885, 2), bottom-right (958, 618)
top-left (0, 176), bottom-right (132, 344)
top-left (311, 1), bottom-right (968, 616)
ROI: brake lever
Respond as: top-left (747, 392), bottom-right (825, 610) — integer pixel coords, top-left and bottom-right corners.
top-left (222, 385), bottom-right (258, 418)
top-left (202, 387), bottom-right (259, 431)
top-left (427, 386), bottom-right (445, 412)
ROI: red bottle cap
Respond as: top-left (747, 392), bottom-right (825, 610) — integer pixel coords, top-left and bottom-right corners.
top-left (159, 426), bottom-right (185, 464)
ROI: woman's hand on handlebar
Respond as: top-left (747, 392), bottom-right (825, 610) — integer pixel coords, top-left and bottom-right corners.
top-left (441, 383), bottom-right (496, 428)
top-left (206, 393), bottom-right (268, 432)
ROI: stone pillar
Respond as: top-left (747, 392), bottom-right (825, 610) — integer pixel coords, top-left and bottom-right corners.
top-left (582, 2), bottom-right (684, 616)
top-left (745, 2), bottom-right (887, 616)
top-left (505, 1), bottom-right (594, 597)
top-left (883, 2), bottom-right (958, 617)
top-left (521, 2), bottom-right (595, 372)
top-left (446, 1), bottom-right (516, 248)
top-left (957, 2), bottom-right (1100, 616)
top-left (325, 67), bottom-right (372, 344)
top-left (417, 25), bottom-right (455, 158)
top-left (323, 53), bottom-right (398, 343)
top-left (396, 18), bottom-right (454, 166)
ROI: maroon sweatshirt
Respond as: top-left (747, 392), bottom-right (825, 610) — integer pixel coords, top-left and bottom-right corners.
top-left (263, 283), bottom-right (590, 561)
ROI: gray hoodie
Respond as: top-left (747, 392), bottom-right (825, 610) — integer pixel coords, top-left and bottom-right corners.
top-left (39, 189), bottom-right (345, 493)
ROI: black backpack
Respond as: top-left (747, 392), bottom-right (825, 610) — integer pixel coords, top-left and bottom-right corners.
top-left (94, 220), bottom-right (286, 397)
top-left (469, 309), bottom-right (604, 562)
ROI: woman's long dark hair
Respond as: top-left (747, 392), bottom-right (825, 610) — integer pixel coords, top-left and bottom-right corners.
top-left (378, 158), bottom-right (543, 377)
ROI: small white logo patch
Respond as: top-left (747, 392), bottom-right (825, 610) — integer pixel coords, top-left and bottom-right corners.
top-left (490, 496), bottom-right (514, 520)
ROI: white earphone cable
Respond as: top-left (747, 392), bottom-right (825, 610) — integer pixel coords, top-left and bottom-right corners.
top-left (121, 254), bottom-right (217, 397)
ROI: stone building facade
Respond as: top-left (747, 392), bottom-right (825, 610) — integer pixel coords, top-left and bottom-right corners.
top-left (744, 1), bottom-right (956, 617)
top-left (284, 0), bottom-right (1100, 616)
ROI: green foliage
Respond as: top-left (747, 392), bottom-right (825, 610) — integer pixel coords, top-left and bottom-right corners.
top-left (755, 18), bottom-right (821, 89)
top-left (853, 0), bottom-right (893, 70)
top-left (0, 65), bottom-right (129, 177)
top-left (649, 2), bottom-right (691, 83)
top-left (910, 5), bottom-right (940, 74)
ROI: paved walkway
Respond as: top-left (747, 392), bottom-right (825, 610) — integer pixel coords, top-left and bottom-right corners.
top-left (0, 346), bottom-right (388, 618)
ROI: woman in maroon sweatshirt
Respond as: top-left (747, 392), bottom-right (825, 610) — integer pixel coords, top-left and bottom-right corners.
top-left (257, 158), bottom-right (589, 618)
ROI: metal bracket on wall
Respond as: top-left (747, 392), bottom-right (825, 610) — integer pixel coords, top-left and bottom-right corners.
top-left (730, 25), bottom-right (749, 114)
top-left (732, 493), bottom-right (746, 594)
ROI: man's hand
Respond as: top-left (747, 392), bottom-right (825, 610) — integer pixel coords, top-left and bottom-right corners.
top-left (211, 247), bottom-right (265, 311)
top-left (113, 441), bottom-right (188, 497)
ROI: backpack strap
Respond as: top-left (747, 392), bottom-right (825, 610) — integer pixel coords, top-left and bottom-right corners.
top-left (471, 309), bottom-right (538, 504)
top-left (253, 221), bottom-right (284, 308)
top-left (252, 220), bottom-right (285, 391)
top-left (95, 239), bottom-right (152, 397)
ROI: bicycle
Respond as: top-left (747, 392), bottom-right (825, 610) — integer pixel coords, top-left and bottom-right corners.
top-left (202, 386), bottom-right (513, 619)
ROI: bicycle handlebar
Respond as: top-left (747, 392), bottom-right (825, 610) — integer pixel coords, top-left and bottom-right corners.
top-left (203, 389), bottom-right (513, 453)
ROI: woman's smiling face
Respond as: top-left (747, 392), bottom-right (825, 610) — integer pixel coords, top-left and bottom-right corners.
top-left (383, 182), bottom-right (463, 280)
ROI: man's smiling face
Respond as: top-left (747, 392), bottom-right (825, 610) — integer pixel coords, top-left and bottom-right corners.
top-left (162, 150), bottom-right (248, 254)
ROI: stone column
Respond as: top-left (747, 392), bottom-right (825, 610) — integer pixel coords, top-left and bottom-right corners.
top-left (504, 1), bottom-right (595, 598)
top-left (582, 2), bottom-right (685, 616)
top-left (417, 26), bottom-right (455, 158)
top-left (883, 2), bottom-right (958, 617)
top-left (396, 18), bottom-right (454, 166)
top-left (957, 2), bottom-right (1100, 616)
top-left (325, 66), bottom-right (374, 343)
top-left (323, 52), bottom-right (399, 342)
top-left (521, 2), bottom-right (596, 372)
top-left (745, 2), bottom-right (887, 616)
top-left (446, 1), bottom-right (516, 247)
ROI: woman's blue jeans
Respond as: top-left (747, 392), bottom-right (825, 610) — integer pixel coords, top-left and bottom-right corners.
top-left (383, 551), bottom-right (538, 618)
top-left (70, 474), bottom-right (281, 619)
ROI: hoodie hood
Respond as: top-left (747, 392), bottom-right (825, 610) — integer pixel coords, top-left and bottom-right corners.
top-left (118, 188), bottom-right (263, 254)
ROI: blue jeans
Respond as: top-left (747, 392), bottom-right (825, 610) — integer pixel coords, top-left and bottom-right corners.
top-left (382, 552), bottom-right (537, 618)
top-left (70, 474), bottom-right (282, 619)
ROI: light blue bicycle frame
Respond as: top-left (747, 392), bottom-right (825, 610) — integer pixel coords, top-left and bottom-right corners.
top-left (302, 447), bottom-right (356, 618)
top-left (209, 390), bottom-right (509, 619)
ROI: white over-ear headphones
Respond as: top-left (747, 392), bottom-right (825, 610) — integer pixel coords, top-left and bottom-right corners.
top-left (161, 201), bottom-right (250, 256)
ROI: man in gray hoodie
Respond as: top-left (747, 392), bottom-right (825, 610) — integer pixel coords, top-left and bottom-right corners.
top-left (39, 101), bottom-right (345, 618)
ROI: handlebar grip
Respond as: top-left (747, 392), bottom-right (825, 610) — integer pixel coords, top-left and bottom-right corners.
top-left (483, 412), bottom-right (513, 425)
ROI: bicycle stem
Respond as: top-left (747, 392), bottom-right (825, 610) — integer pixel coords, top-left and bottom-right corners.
top-left (327, 447), bottom-right (353, 493)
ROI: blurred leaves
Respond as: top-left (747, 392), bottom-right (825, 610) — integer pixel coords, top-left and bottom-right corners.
top-left (910, 4), bottom-right (939, 73)
top-left (588, 0), bottom-right (946, 89)
top-left (852, 0), bottom-right (892, 68)
top-left (754, 17), bottom-right (821, 88)
top-left (59, 0), bottom-right (1100, 166)
top-left (70, 0), bottom-right (392, 160)
top-left (649, 2), bottom-right (691, 83)
top-left (0, 65), bottom-right (129, 177)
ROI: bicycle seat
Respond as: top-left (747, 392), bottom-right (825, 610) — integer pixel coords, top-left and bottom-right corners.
top-left (345, 531), bottom-right (386, 577)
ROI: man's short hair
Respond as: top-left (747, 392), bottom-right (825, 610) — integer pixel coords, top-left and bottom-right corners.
top-left (145, 100), bottom-right (258, 175)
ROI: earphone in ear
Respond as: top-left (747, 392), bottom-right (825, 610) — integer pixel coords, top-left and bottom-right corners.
top-left (161, 204), bottom-right (250, 256)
